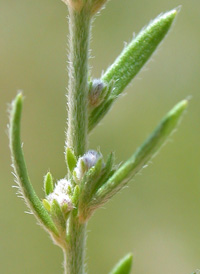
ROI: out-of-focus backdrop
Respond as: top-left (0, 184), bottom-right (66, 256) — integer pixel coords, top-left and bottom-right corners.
top-left (0, 0), bottom-right (199, 273)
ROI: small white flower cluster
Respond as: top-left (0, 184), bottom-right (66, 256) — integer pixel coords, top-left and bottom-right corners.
top-left (74, 150), bottom-right (102, 181)
top-left (46, 179), bottom-right (73, 212)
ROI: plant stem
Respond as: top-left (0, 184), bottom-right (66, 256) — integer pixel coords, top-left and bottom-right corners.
top-left (64, 216), bottom-right (86, 274)
top-left (67, 7), bottom-right (91, 157)
top-left (65, 6), bottom-right (91, 274)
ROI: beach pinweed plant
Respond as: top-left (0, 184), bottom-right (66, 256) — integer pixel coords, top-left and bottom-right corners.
top-left (9, 1), bottom-right (189, 273)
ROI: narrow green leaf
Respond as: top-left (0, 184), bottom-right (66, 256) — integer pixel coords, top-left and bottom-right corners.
top-left (103, 9), bottom-right (177, 96)
top-left (79, 157), bottom-right (103, 200)
top-left (9, 93), bottom-right (58, 236)
top-left (109, 253), bottom-right (133, 274)
top-left (65, 147), bottom-right (77, 173)
top-left (92, 99), bottom-right (188, 208)
top-left (88, 97), bottom-right (115, 132)
top-left (78, 153), bottom-right (115, 222)
top-left (89, 152), bottom-right (115, 192)
top-left (61, 203), bottom-right (71, 220)
top-left (89, 8), bottom-right (178, 131)
top-left (78, 157), bottom-right (104, 221)
top-left (72, 185), bottom-right (80, 206)
top-left (50, 199), bottom-right (66, 232)
top-left (43, 199), bottom-right (51, 212)
top-left (44, 172), bottom-right (54, 195)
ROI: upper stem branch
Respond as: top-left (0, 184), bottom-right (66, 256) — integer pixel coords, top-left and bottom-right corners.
top-left (67, 7), bottom-right (91, 157)
top-left (65, 6), bottom-right (91, 274)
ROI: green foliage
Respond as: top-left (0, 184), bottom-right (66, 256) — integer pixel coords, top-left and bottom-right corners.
top-left (72, 185), bottom-right (80, 206)
top-left (8, 2), bottom-right (188, 274)
top-left (9, 93), bottom-right (58, 237)
top-left (89, 9), bottom-right (178, 131)
top-left (80, 100), bottom-right (188, 221)
top-left (109, 253), bottom-right (133, 274)
top-left (43, 199), bottom-right (51, 212)
top-left (66, 147), bottom-right (77, 173)
top-left (44, 172), bottom-right (54, 195)
top-left (50, 199), bottom-right (66, 232)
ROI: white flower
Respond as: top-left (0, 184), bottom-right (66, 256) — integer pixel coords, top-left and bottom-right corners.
top-left (47, 179), bottom-right (73, 211)
top-left (74, 150), bottom-right (102, 181)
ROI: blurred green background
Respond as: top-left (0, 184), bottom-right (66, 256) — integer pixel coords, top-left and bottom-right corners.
top-left (0, 0), bottom-right (200, 273)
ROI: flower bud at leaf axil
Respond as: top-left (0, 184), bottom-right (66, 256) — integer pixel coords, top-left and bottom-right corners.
top-left (46, 179), bottom-right (74, 215)
top-left (88, 79), bottom-right (107, 108)
top-left (62, 0), bottom-right (108, 15)
top-left (62, 0), bottom-right (84, 12)
top-left (74, 150), bottom-right (103, 181)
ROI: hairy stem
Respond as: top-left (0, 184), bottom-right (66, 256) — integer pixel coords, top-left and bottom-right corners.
top-left (67, 7), bottom-right (91, 157)
top-left (64, 216), bottom-right (86, 274)
top-left (65, 6), bottom-right (91, 274)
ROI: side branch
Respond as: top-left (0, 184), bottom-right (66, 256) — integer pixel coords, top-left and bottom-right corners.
top-left (9, 93), bottom-right (58, 236)
top-left (67, 8), bottom-right (91, 157)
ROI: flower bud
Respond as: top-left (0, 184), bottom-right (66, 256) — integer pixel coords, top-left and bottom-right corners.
top-left (62, 0), bottom-right (84, 11)
top-left (46, 179), bottom-right (73, 213)
top-left (88, 79), bottom-right (107, 108)
top-left (74, 150), bottom-right (103, 181)
top-left (62, 0), bottom-right (108, 15)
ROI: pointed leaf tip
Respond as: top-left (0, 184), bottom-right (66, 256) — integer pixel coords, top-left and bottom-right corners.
top-left (175, 5), bottom-right (182, 14)
top-left (91, 99), bottom-right (188, 208)
top-left (16, 92), bottom-right (23, 101)
top-left (106, 7), bottom-right (179, 96)
top-left (44, 172), bottom-right (54, 195)
top-left (163, 8), bottom-right (178, 19)
top-left (161, 99), bottom-right (188, 136)
top-left (11, 93), bottom-right (23, 119)
top-left (89, 8), bottom-right (180, 131)
top-left (169, 99), bottom-right (188, 116)
top-left (109, 253), bottom-right (133, 274)
top-left (65, 147), bottom-right (77, 173)
top-left (9, 93), bottom-right (59, 236)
